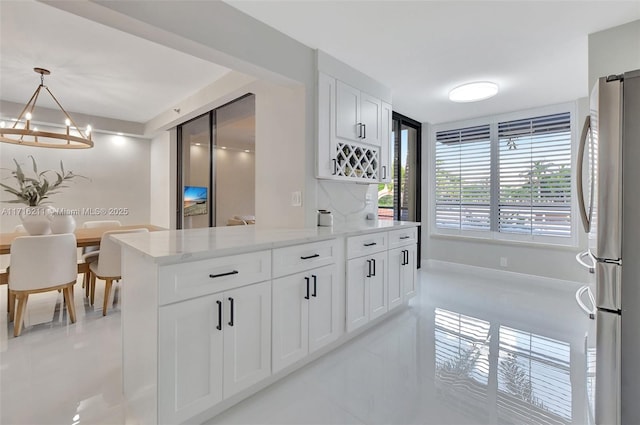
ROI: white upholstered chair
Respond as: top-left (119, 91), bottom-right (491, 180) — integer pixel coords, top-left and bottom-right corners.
top-left (89, 228), bottom-right (148, 316)
top-left (9, 234), bottom-right (78, 337)
top-left (81, 220), bottom-right (121, 295)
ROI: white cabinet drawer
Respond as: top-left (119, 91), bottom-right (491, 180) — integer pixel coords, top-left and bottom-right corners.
top-left (159, 250), bottom-right (271, 305)
top-left (272, 239), bottom-right (339, 278)
top-left (388, 227), bottom-right (418, 249)
top-left (347, 232), bottom-right (387, 259)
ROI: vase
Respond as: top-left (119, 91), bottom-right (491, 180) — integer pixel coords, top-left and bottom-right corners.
top-left (49, 211), bottom-right (76, 234)
top-left (19, 206), bottom-right (55, 235)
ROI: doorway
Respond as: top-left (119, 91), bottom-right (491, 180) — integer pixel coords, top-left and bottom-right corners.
top-left (378, 112), bottom-right (421, 263)
top-left (177, 94), bottom-right (256, 229)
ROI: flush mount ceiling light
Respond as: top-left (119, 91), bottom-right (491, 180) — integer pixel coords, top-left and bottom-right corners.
top-left (449, 81), bottom-right (499, 103)
top-left (0, 67), bottom-right (93, 149)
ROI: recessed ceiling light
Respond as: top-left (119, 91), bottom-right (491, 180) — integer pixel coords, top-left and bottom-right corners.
top-left (449, 81), bottom-right (498, 103)
top-left (195, 143), bottom-right (201, 146)
top-left (244, 149), bottom-right (250, 153)
top-left (221, 146), bottom-right (227, 149)
top-left (117, 132), bottom-right (123, 136)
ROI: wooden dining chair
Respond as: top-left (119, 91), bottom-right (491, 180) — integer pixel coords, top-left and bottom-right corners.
top-left (89, 228), bottom-right (148, 316)
top-left (80, 220), bottom-right (122, 296)
top-left (9, 234), bottom-right (78, 337)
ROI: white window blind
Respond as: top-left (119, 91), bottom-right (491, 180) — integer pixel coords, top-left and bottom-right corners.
top-left (498, 112), bottom-right (572, 237)
top-left (435, 125), bottom-right (491, 231)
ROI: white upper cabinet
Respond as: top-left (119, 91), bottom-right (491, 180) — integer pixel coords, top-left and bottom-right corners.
top-left (317, 72), bottom-right (391, 182)
top-left (336, 81), bottom-right (361, 142)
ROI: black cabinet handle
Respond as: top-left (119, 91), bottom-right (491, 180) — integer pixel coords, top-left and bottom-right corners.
top-left (312, 274), bottom-right (317, 297)
top-left (228, 297), bottom-right (234, 326)
top-left (301, 253), bottom-right (320, 260)
top-left (366, 259), bottom-right (372, 278)
top-left (400, 236), bottom-right (411, 240)
top-left (372, 258), bottom-right (376, 276)
top-left (216, 300), bottom-right (222, 331)
top-left (332, 159), bottom-right (337, 175)
top-left (401, 250), bottom-right (406, 266)
top-left (357, 123), bottom-right (363, 138)
top-left (383, 166), bottom-right (387, 180)
top-left (363, 123), bottom-right (366, 139)
top-left (364, 242), bottom-right (377, 247)
top-left (209, 270), bottom-right (239, 279)
top-left (304, 276), bottom-right (310, 300)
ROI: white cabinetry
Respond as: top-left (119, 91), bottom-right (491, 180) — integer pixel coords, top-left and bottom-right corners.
top-left (272, 239), bottom-right (344, 373)
top-left (388, 228), bottom-right (418, 310)
top-left (346, 234), bottom-right (388, 332)
top-left (335, 80), bottom-right (382, 146)
top-left (157, 252), bottom-right (272, 424)
top-left (317, 72), bottom-right (390, 182)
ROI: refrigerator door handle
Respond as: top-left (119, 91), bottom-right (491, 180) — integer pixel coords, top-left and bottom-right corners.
top-left (575, 285), bottom-right (596, 319)
top-left (577, 115), bottom-right (592, 233)
top-left (576, 250), bottom-right (596, 273)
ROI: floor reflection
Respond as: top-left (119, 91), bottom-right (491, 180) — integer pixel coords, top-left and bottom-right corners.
top-left (2, 266), bottom-right (593, 425)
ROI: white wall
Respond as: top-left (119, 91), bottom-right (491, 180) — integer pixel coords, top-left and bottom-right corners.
top-left (149, 131), bottom-right (171, 229)
top-left (0, 129), bottom-right (151, 233)
top-left (589, 20), bottom-right (640, 90)
top-left (216, 150), bottom-right (255, 225)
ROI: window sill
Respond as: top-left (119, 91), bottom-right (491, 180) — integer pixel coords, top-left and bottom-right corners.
top-left (429, 232), bottom-right (580, 251)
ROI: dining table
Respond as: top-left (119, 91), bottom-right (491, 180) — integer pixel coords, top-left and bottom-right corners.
top-left (0, 224), bottom-right (164, 285)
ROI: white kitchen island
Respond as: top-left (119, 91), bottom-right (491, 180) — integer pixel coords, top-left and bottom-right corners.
top-left (113, 221), bottom-right (419, 425)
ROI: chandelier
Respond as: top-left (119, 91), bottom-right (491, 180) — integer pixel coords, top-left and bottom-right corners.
top-left (0, 67), bottom-right (93, 149)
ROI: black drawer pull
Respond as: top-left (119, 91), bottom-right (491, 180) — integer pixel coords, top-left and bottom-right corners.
top-left (228, 297), bottom-right (234, 327)
top-left (216, 300), bottom-right (222, 331)
top-left (372, 258), bottom-right (376, 276)
top-left (209, 270), bottom-right (239, 279)
top-left (301, 254), bottom-right (320, 260)
top-left (312, 275), bottom-right (317, 297)
top-left (363, 242), bottom-right (377, 247)
top-left (399, 236), bottom-right (411, 240)
top-left (304, 276), bottom-right (310, 300)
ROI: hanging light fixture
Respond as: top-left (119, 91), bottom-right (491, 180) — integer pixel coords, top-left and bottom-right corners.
top-left (0, 67), bottom-right (93, 149)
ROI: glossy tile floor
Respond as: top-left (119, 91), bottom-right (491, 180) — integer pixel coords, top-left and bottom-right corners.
top-left (0, 266), bottom-right (594, 425)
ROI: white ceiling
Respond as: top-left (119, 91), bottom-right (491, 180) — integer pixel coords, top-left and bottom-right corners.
top-left (0, 0), bottom-right (230, 124)
top-left (227, 0), bottom-right (640, 123)
top-left (1, 1), bottom-right (638, 127)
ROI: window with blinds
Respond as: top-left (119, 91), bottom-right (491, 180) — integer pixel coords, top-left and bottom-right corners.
top-left (435, 125), bottom-right (491, 231)
top-left (498, 113), bottom-right (572, 237)
top-left (433, 109), bottom-right (573, 242)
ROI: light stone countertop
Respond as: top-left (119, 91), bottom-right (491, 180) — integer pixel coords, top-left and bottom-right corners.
top-left (112, 220), bottom-right (420, 265)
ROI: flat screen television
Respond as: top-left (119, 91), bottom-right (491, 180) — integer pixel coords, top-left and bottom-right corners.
top-left (183, 186), bottom-right (208, 217)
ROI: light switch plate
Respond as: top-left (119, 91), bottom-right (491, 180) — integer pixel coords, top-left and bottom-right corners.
top-left (291, 191), bottom-right (302, 207)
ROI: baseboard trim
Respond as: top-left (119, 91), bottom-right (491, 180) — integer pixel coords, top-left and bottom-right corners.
top-left (423, 259), bottom-right (586, 291)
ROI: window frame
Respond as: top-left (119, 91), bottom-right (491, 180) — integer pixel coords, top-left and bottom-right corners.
top-left (430, 102), bottom-right (578, 247)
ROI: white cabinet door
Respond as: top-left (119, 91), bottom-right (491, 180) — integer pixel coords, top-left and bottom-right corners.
top-left (387, 247), bottom-right (403, 311)
top-left (336, 81), bottom-right (361, 142)
top-left (223, 281), bottom-right (272, 398)
top-left (159, 294), bottom-right (224, 424)
top-left (368, 251), bottom-right (388, 321)
top-left (402, 245), bottom-right (417, 300)
top-left (379, 101), bottom-right (392, 183)
top-left (360, 92), bottom-right (382, 147)
top-left (318, 72), bottom-right (338, 178)
top-left (272, 273), bottom-right (309, 373)
top-left (346, 257), bottom-right (370, 332)
top-left (308, 264), bottom-right (343, 353)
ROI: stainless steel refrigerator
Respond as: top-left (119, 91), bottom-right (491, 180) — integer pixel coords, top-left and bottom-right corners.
top-left (575, 69), bottom-right (640, 425)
